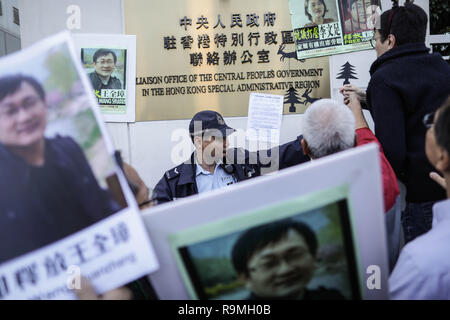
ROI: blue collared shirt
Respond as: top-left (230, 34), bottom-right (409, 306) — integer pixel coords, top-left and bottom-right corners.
top-left (195, 162), bottom-right (236, 194)
top-left (389, 198), bottom-right (450, 299)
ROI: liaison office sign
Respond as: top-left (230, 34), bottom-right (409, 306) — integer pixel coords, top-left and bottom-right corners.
top-left (124, 0), bottom-right (330, 121)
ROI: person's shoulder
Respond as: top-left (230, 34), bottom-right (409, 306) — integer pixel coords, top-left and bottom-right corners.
top-left (368, 63), bottom-right (392, 87)
top-left (111, 75), bottom-right (121, 82)
top-left (374, 45), bottom-right (430, 73)
top-left (163, 163), bottom-right (186, 181)
top-left (429, 52), bottom-right (450, 72)
top-left (389, 230), bottom-right (450, 299)
top-left (110, 76), bottom-right (123, 88)
top-left (47, 135), bottom-right (79, 149)
top-left (47, 136), bottom-right (89, 164)
top-left (398, 224), bottom-right (450, 280)
top-left (226, 147), bottom-right (258, 169)
top-left (88, 72), bottom-right (101, 87)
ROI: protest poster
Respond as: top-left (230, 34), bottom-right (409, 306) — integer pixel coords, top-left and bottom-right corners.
top-left (143, 143), bottom-right (389, 300)
top-left (72, 34), bottom-right (136, 123)
top-left (289, 0), bottom-right (382, 59)
top-left (0, 32), bottom-right (158, 299)
top-left (246, 93), bottom-right (284, 145)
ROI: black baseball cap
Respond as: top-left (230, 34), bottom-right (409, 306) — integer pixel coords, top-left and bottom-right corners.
top-left (189, 110), bottom-right (235, 138)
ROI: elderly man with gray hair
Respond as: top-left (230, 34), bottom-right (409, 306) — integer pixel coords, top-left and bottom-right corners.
top-left (301, 99), bottom-right (357, 159)
top-left (300, 98), bottom-right (401, 270)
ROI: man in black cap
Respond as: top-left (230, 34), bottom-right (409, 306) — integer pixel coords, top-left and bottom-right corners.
top-left (152, 110), bottom-right (309, 204)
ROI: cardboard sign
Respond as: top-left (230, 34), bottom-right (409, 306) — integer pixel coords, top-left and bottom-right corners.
top-left (0, 32), bottom-right (158, 299)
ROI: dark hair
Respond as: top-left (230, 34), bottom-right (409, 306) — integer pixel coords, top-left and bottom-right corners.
top-left (93, 49), bottom-right (117, 64)
top-left (378, 3), bottom-right (427, 45)
top-left (231, 219), bottom-right (318, 276)
top-left (434, 96), bottom-right (450, 155)
top-left (305, 0), bottom-right (328, 21)
top-left (0, 74), bottom-right (46, 103)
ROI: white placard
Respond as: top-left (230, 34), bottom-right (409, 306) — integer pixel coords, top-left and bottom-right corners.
top-left (0, 31), bottom-right (158, 299)
top-left (246, 92), bottom-right (284, 145)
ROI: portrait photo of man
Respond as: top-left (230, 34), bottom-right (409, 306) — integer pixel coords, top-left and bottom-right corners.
top-left (88, 48), bottom-right (123, 92)
top-left (175, 197), bottom-right (360, 300)
top-left (231, 219), bottom-right (346, 300)
top-left (0, 74), bottom-right (121, 263)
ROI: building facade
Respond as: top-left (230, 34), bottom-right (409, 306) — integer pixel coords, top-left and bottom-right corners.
top-left (0, 0), bottom-right (20, 56)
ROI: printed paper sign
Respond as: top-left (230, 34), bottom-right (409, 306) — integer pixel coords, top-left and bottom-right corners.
top-left (73, 34), bottom-right (136, 123)
top-left (246, 92), bottom-right (284, 144)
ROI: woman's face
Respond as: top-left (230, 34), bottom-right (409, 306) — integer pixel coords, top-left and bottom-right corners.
top-left (307, 0), bottom-right (325, 20)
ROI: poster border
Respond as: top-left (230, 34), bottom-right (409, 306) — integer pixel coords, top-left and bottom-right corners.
top-left (169, 184), bottom-right (364, 300)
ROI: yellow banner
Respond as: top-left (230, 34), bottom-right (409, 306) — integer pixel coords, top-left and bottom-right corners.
top-left (124, 0), bottom-right (330, 121)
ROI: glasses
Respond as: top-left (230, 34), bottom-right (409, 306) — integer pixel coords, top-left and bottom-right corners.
top-left (96, 59), bottom-right (115, 66)
top-left (370, 34), bottom-right (383, 48)
top-left (0, 96), bottom-right (41, 119)
top-left (369, 27), bottom-right (383, 48)
top-left (423, 112), bottom-right (435, 129)
top-left (249, 249), bottom-right (310, 273)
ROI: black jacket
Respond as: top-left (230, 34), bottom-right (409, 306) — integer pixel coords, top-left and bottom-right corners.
top-left (0, 136), bottom-right (120, 262)
top-left (153, 136), bottom-right (309, 204)
top-left (89, 72), bottom-right (123, 91)
top-left (366, 43), bottom-right (450, 202)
